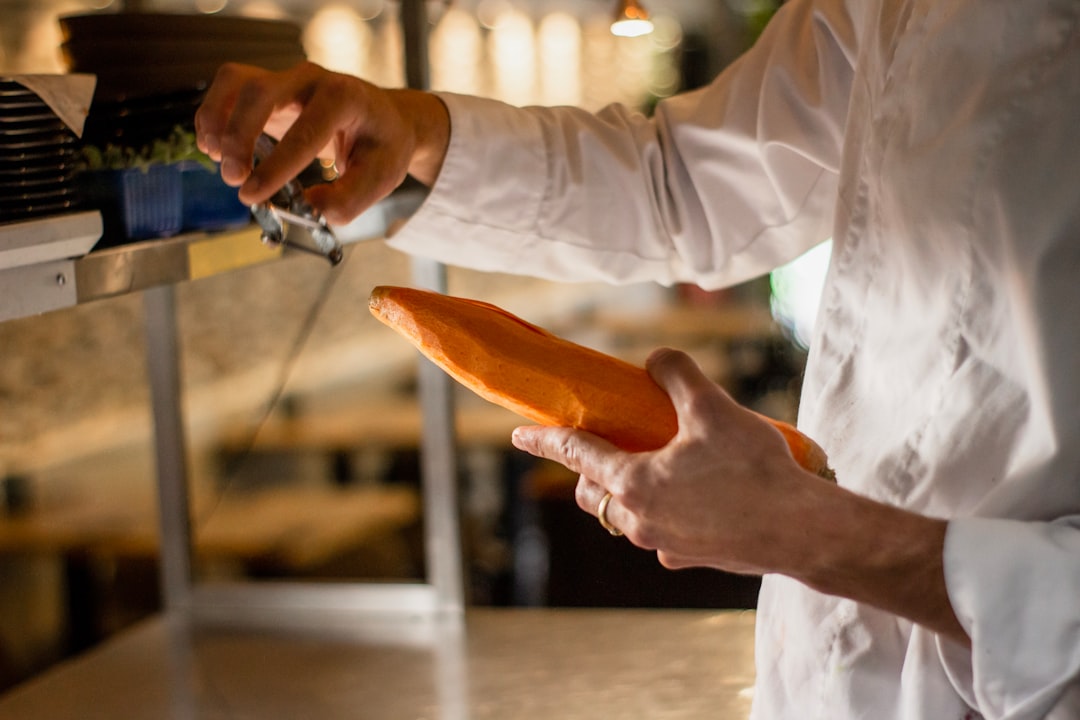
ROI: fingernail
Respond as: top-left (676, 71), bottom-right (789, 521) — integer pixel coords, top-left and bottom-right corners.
top-left (202, 133), bottom-right (220, 157)
top-left (511, 428), bottom-right (526, 450)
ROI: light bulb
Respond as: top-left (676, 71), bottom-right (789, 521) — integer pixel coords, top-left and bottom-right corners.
top-left (610, 0), bottom-right (653, 37)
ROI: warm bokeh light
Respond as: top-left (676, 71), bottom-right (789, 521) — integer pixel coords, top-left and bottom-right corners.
top-left (610, 18), bottom-right (652, 38)
top-left (354, 0), bottom-right (385, 22)
top-left (369, 3), bottom-right (404, 88)
top-left (304, 4), bottom-right (374, 76)
top-left (475, 0), bottom-right (512, 30)
top-left (0, 0), bottom-right (678, 112)
top-left (579, 15), bottom-right (655, 110)
top-left (580, 15), bottom-right (613, 109)
top-left (431, 6), bottom-right (484, 95)
top-left (647, 15), bottom-right (682, 98)
top-left (15, 5), bottom-right (72, 73)
top-left (537, 12), bottom-right (581, 107)
top-left (489, 8), bottom-right (535, 107)
top-left (610, 0), bottom-right (652, 37)
top-left (238, 0), bottom-right (287, 20)
top-left (195, 0), bottom-right (229, 14)
top-left (649, 12), bottom-right (682, 50)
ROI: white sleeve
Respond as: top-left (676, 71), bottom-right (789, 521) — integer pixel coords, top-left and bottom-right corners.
top-left (941, 518), bottom-right (1080, 719)
top-left (389, 0), bottom-right (858, 288)
top-left (935, 9), bottom-right (1080, 713)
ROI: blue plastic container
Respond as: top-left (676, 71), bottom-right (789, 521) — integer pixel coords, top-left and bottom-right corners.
top-left (180, 161), bottom-right (250, 232)
top-left (80, 165), bottom-right (183, 245)
top-left (116, 164), bottom-right (184, 240)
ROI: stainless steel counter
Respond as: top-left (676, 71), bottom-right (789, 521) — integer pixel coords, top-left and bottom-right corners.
top-left (0, 608), bottom-right (756, 719)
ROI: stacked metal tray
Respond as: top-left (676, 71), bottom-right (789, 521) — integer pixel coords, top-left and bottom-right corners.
top-left (59, 12), bottom-right (307, 102)
top-left (0, 80), bottom-right (82, 224)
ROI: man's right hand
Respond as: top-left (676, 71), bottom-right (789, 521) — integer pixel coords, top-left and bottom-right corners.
top-left (194, 61), bottom-right (450, 225)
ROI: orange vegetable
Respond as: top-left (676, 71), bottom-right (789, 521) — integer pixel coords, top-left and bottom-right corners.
top-left (369, 286), bottom-right (835, 481)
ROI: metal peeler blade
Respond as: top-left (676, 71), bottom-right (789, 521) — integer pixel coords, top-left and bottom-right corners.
top-left (249, 135), bottom-right (344, 266)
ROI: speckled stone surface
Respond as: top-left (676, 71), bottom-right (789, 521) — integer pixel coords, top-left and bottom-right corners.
top-left (0, 237), bottom-right (638, 477)
top-left (0, 608), bottom-right (757, 719)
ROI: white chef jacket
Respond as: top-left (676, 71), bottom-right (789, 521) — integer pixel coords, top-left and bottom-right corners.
top-left (388, 0), bottom-right (1080, 717)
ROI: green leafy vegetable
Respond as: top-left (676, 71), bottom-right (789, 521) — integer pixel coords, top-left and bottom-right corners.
top-left (81, 126), bottom-right (216, 172)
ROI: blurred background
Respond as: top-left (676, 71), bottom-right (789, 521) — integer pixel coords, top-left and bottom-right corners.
top-left (0, 0), bottom-right (829, 694)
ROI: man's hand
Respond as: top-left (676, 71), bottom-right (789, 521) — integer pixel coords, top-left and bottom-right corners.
top-left (512, 347), bottom-right (970, 645)
top-left (194, 61), bottom-right (450, 225)
top-left (512, 347), bottom-right (823, 576)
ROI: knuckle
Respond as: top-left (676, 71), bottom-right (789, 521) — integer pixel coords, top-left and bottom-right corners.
top-left (602, 456), bottom-right (630, 494)
top-left (650, 453), bottom-right (679, 487)
top-left (213, 61), bottom-right (245, 84)
top-left (614, 460), bottom-right (650, 509)
top-left (236, 75), bottom-right (273, 107)
top-left (617, 480), bottom-right (641, 511)
top-left (297, 60), bottom-right (324, 79)
top-left (633, 521), bottom-right (661, 550)
top-left (553, 429), bottom-right (581, 464)
top-left (656, 552), bottom-right (683, 570)
top-left (287, 120), bottom-right (320, 149)
top-left (319, 71), bottom-right (353, 97)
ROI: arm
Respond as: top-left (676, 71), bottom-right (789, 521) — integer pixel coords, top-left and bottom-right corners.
top-left (392, 0), bottom-right (860, 288)
top-left (194, 0), bottom-right (860, 289)
top-left (511, 348), bottom-right (969, 645)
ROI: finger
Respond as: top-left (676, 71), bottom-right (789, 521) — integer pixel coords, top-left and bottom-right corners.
top-left (646, 347), bottom-right (718, 405)
top-left (204, 63), bottom-right (286, 188)
top-left (305, 81), bottom-right (410, 223)
top-left (241, 117), bottom-right (331, 206)
top-left (576, 475), bottom-right (632, 539)
top-left (216, 62), bottom-right (320, 195)
top-left (574, 475), bottom-right (607, 515)
top-left (511, 425), bottom-right (624, 485)
top-left (656, 550), bottom-right (695, 570)
top-left (240, 77), bottom-right (351, 205)
top-left (195, 62), bottom-right (254, 159)
top-left (307, 144), bottom-right (406, 225)
top-left (646, 347), bottom-right (739, 433)
top-left (657, 550), bottom-right (757, 576)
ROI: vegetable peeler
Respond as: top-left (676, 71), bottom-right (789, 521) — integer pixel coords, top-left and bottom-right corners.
top-left (249, 134), bottom-right (344, 266)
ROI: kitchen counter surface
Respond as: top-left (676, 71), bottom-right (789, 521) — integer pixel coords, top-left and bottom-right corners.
top-left (0, 607), bottom-right (757, 719)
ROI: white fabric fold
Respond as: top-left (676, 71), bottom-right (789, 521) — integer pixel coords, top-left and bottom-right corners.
top-left (943, 518), bottom-right (1080, 719)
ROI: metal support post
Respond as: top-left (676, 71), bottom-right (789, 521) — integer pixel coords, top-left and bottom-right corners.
top-left (143, 284), bottom-right (193, 611)
top-left (402, 0), bottom-right (467, 617)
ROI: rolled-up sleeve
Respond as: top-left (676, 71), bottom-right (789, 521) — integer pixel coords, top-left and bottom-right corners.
top-left (941, 518), bottom-right (1080, 719)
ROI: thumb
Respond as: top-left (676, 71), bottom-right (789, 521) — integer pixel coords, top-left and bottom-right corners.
top-left (646, 348), bottom-right (740, 435)
top-left (646, 347), bottom-right (723, 404)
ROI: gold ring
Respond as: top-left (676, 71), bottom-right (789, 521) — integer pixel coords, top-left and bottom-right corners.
top-left (597, 492), bottom-right (623, 536)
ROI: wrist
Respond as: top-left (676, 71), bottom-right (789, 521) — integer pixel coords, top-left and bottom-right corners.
top-left (388, 89), bottom-right (450, 187)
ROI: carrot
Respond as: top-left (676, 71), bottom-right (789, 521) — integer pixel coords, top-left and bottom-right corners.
top-left (369, 286), bottom-right (835, 481)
